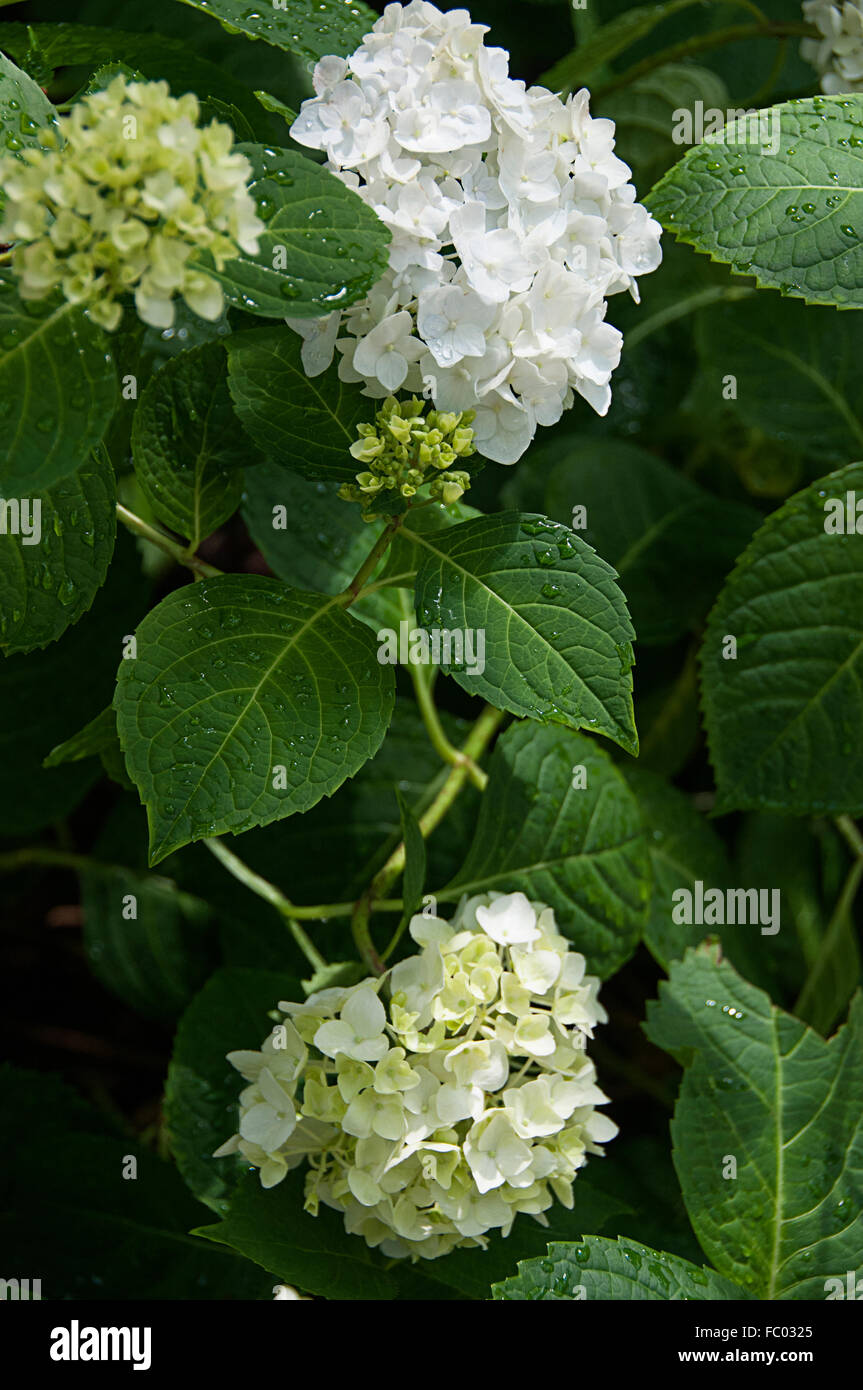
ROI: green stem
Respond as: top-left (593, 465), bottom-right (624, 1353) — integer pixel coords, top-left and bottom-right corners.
top-left (406, 628), bottom-right (487, 792)
top-left (835, 814), bottom-right (863, 861)
top-left (204, 838), bottom-right (327, 972)
top-left (116, 503), bottom-right (221, 580)
top-left (595, 22), bottom-right (816, 99)
top-left (351, 704), bottom-right (505, 973)
top-left (336, 514), bottom-right (403, 607)
top-left (0, 847), bottom-right (102, 875)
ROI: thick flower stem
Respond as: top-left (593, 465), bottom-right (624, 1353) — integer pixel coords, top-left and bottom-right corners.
top-left (116, 503), bottom-right (222, 580)
top-left (352, 703), bottom-right (506, 973)
top-left (336, 513), bottom-right (404, 607)
top-left (408, 642), bottom-right (488, 792)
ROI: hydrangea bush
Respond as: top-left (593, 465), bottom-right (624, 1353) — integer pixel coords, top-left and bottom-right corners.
top-left (1, 0), bottom-right (862, 1312)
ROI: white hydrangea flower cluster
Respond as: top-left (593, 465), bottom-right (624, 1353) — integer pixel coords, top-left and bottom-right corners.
top-left (0, 75), bottom-right (264, 331)
top-left (214, 891), bottom-right (617, 1261)
top-left (287, 0), bottom-right (662, 465)
top-left (801, 0), bottom-right (863, 90)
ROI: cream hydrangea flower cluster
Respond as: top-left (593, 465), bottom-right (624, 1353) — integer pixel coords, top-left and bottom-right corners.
top-left (0, 75), bottom-right (264, 331)
top-left (214, 891), bottom-right (617, 1261)
top-left (802, 0), bottom-right (863, 90)
top-left (287, 0), bottom-right (662, 465)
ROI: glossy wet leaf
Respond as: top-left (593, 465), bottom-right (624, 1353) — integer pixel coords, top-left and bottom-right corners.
top-left (442, 720), bottom-right (651, 979)
top-left (132, 341), bottom-right (255, 547)
top-left (0, 448), bottom-right (116, 656)
top-left (198, 144), bottom-right (390, 319)
top-left (645, 945), bottom-right (863, 1299)
top-left (409, 511), bottom-right (638, 754)
top-left (701, 460), bottom-right (863, 816)
top-left (493, 1236), bottom-right (746, 1300)
top-left (173, 0), bottom-right (376, 65)
top-left (647, 95), bottom-right (863, 309)
top-left (0, 272), bottom-right (117, 493)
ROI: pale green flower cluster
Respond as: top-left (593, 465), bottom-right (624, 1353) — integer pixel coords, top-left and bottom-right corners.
top-left (214, 891), bottom-right (617, 1261)
top-left (339, 395), bottom-right (476, 519)
top-left (0, 75), bottom-right (264, 331)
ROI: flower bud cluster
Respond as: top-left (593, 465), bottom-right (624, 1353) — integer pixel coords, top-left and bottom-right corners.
top-left (339, 395), bottom-right (476, 517)
top-left (214, 891), bottom-right (617, 1261)
top-left (0, 75), bottom-right (264, 331)
top-left (801, 1), bottom-right (863, 91)
top-left (287, 0), bottom-right (662, 463)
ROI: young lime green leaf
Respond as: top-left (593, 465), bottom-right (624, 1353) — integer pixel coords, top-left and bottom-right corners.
top-left (409, 511), bottom-right (638, 753)
top-left (441, 720), bottom-right (651, 979)
top-left (647, 96), bottom-right (863, 309)
top-left (114, 575), bottom-right (395, 865)
top-left (540, 0), bottom-right (702, 92)
top-left (646, 945), bottom-right (863, 1299)
top-left (701, 460), bottom-right (863, 816)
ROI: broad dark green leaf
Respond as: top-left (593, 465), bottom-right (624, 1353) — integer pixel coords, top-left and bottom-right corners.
top-left (132, 341), bottom-right (254, 547)
top-left (409, 511), bottom-right (638, 754)
top-left (200, 144), bottom-right (390, 320)
top-left (695, 294), bottom-right (863, 462)
top-left (701, 460), bottom-right (863, 816)
top-left (44, 704), bottom-right (134, 789)
top-left (164, 966), bottom-right (302, 1211)
top-left (0, 21), bottom-right (266, 131)
top-left (0, 448), bottom-right (116, 656)
top-left (647, 96), bottom-right (863, 309)
top-left (622, 766), bottom-right (730, 971)
top-left (541, 440), bottom-right (758, 645)
top-left (646, 946), bottom-right (863, 1299)
top-left (173, 0), bottom-right (376, 65)
top-left (227, 326), bottom-right (370, 483)
top-left (597, 63), bottom-right (729, 192)
top-left (241, 461), bottom-right (403, 631)
top-left (114, 574), bottom-right (395, 864)
top-left (582, 1134), bottom-right (703, 1265)
top-left (0, 273), bottom-right (117, 493)
top-left (493, 1236), bottom-right (746, 1300)
top-left (81, 864), bottom-right (216, 1023)
top-left (0, 1065), bottom-right (272, 1299)
top-left (441, 720), bottom-right (651, 979)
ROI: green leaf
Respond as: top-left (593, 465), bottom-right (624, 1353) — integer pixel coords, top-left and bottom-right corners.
top-left (164, 966), bottom-right (302, 1210)
top-left (622, 766), bottom-right (730, 971)
top-left (582, 1133), bottom-right (703, 1265)
top-left (0, 53), bottom-right (59, 192)
top-left (81, 864), bottom-right (216, 1023)
top-left (241, 461), bottom-right (404, 632)
top-left (44, 705), bottom-right (118, 766)
top-left (0, 22), bottom-right (267, 133)
top-left (541, 440), bottom-right (759, 645)
top-left (647, 95), bottom-right (863, 310)
top-left (254, 89), bottom-right (297, 126)
top-left (493, 1236), bottom-right (746, 1300)
top-left (131, 341), bottom-right (254, 547)
top-left (441, 720), bottom-right (651, 979)
top-left (695, 294), bottom-right (863, 462)
top-left (172, 0), bottom-right (376, 65)
top-left (113, 574), bottom-right (395, 864)
top-left (0, 531), bottom-right (149, 836)
top-left (227, 326), bottom-right (370, 483)
top-left (0, 448), bottom-right (116, 656)
top-left (0, 1064), bottom-right (272, 1299)
top-left (645, 945), bottom-right (863, 1299)
top-left (199, 144), bottom-right (390, 319)
top-left (409, 511), bottom-right (638, 755)
top-left (701, 460), bottom-right (863, 816)
top-left (540, 0), bottom-right (702, 91)
top-left (0, 272), bottom-right (117, 493)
